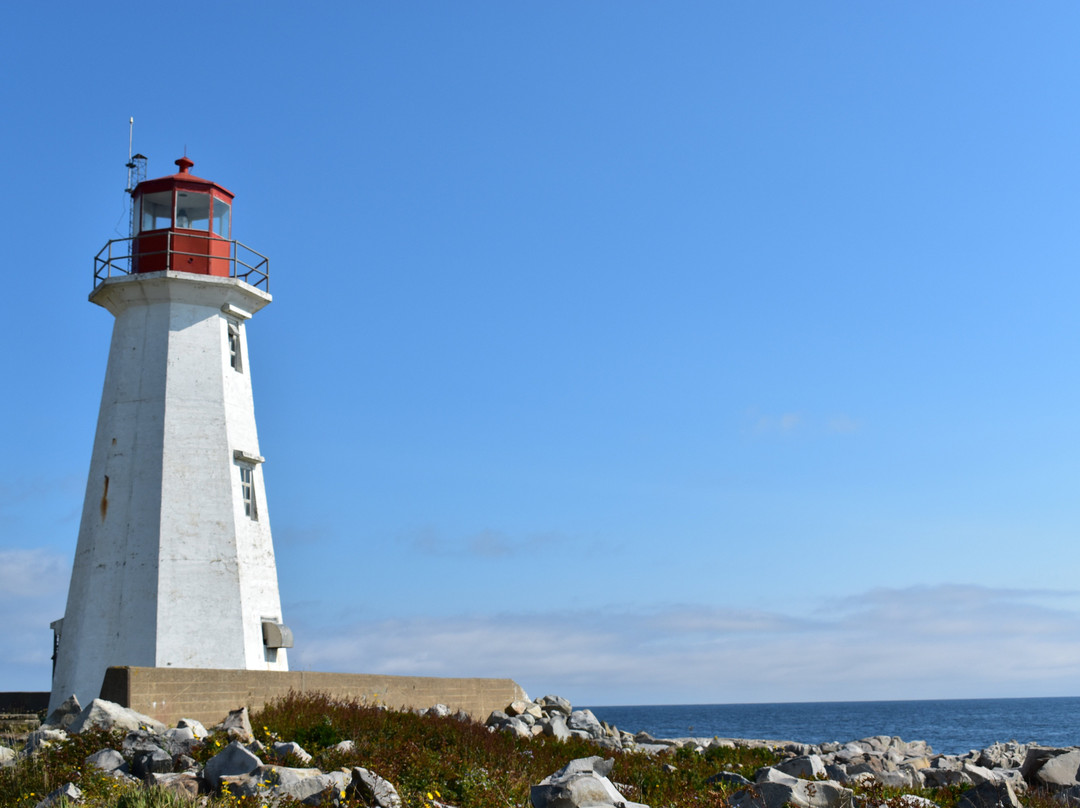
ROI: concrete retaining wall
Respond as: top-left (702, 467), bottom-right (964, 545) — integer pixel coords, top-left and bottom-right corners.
top-left (99, 667), bottom-right (526, 727)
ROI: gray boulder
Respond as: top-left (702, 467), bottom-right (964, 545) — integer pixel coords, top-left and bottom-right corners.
top-left (273, 740), bottom-right (314, 763)
top-left (176, 717), bottom-right (208, 738)
top-left (44, 695), bottom-right (82, 730)
top-left (922, 768), bottom-right (969, 788)
top-left (203, 740), bottom-right (262, 789)
top-left (731, 780), bottom-right (853, 808)
top-left (962, 763), bottom-right (1001, 785)
top-left (215, 707), bottom-right (255, 743)
top-left (68, 699), bottom-right (165, 735)
top-left (0, 745), bottom-right (17, 767)
top-left (755, 767), bottom-right (800, 786)
top-left (502, 717), bottom-right (533, 740)
top-left (233, 765), bottom-right (348, 804)
top-left (568, 710), bottom-right (604, 738)
top-left (877, 769), bottom-right (924, 789)
top-left (132, 746), bottom-right (173, 779)
top-left (160, 725), bottom-right (201, 757)
top-left (33, 782), bottom-right (82, 808)
top-left (834, 744), bottom-right (866, 765)
top-left (1021, 747), bottom-right (1069, 783)
top-left (775, 755), bottom-right (827, 780)
top-left (531, 756), bottom-right (648, 808)
top-left (122, 730), bottom-right (168, 757)
top-left (23, 728), bottom-right (68, 757)
top-left (146, 772), bottom-right (201, 800)
top-left (350, 766), bottom-right (403, 808)
top-left (1032, 749), bottom-right (1080, 789)
top-left (978, 743), bottom-right (1029, 770)
top-left (544, 714), bottom-right (572, 742)
top-left (85, 748), bottom-right (126, 774)
top-left (957, 780), bottom-right (1023, 808)
top-left (537, 695), bottom-right (573, 716)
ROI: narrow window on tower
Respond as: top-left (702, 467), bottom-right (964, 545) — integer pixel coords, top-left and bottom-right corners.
top-left (239, 463), bottom-right (258, 520)
top-left (227, 323), bottom-right (243, 372)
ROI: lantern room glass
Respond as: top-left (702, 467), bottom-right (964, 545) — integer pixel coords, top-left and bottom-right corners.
top-left (212, 199), bottom-right (231, 237)
top-left (139, 192), bottom-right (172, 233)
top-left (176, 191), bottom-right (211, 231)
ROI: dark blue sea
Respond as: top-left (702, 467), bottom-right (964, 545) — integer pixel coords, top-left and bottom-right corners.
top-left (585, 698), bottom-right (1080, 756)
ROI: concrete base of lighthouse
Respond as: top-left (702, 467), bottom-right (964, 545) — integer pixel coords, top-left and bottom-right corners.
top-left (97, 667), bottom-right (527, 727)
top-left (50, 271), bottom-right (289, 714)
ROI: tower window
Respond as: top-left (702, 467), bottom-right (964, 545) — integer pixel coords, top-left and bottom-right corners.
top-left (239, 464), bottom-right (258, 520)
top-left (227, 323), bottom-right (243, 372)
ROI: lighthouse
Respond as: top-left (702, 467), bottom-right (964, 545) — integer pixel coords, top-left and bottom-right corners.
top-left (50, 157), bottom-right (292, 713)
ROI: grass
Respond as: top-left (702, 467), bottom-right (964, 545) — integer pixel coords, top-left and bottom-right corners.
top-left (0, 693), bottom-right (1061, 808)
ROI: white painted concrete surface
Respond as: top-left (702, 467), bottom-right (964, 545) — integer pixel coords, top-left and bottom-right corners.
top-left (50, 271), bottom-right (289, 713)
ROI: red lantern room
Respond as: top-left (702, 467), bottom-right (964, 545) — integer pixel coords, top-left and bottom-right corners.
top-left (131, 156), bottom-right (233, 276)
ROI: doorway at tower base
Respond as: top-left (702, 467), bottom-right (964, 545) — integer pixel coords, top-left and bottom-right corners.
top-left (98, 667), bottom-right (527, 728)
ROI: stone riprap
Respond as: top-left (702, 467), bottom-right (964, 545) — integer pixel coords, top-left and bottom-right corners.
top-left (7, 693), bottom-right (1080, 808)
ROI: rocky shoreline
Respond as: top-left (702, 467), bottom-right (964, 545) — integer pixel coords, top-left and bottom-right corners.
top-left (5, 692), bottom-right (1078, 808)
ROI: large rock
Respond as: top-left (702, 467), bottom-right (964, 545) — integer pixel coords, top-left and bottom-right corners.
top-left (1021, 747), bottom-right (1069, 783)
top-left (159, 726), bottom-right (201, 757)
top-left (961, 763), bottom-right (1001, 785)
top-left (978, 743), bottom-right (1029, 770)
top-left (273, 740), bottom-right (313, 764)
top-left (731, 780), bottom-right (854, 808)
top-left (44, 695), bottom-right (82, 730)
top-left (146, 772), bottom-right (201, 800)
top-left (203, 740), bottom-right (262, 789)
top-left (957, 780), bottom-right (1023, 808)
top-left (176, 717), bottom-right (208, 738)
top-left (834, 744), bottom-right (866, 765)
top-left (132, 746), bottom-right (174, 779)
top-left (67, 699), bottom-right (165, 735)
top-left (85, 749), bottom-right (126, 774)
top-left (502, 717), bottom-right (533, 740)
top-left (568, 710), bottom-right (604, 738)
top-left (755, 767), bottom-right (800, 786)
top-left (544, 714), bottom-right (572, 742)
top-left (537, 695), bottom-right (573, 717)
top-left (923, 766), bottom-right (969, 788)
top-left (33, 782), bottom-right (82, 808)
top-left (532, 756), bottom-right (649, 808)
top-left (1032, 749), bottom-right (1080, 789)
top-left (215, 707), bottom-right (255, 743)
top-left (350, 766), bottom-right (403, 808)
top-left (226, 765), bottom-right (350, 803)
top-left (23, 729), bottom-right (68, 757)
top-left (775, 756), bottom-right (827, 780)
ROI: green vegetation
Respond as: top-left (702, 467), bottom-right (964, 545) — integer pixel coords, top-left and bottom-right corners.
top-left (0, 693), bottom-right (1064, 808)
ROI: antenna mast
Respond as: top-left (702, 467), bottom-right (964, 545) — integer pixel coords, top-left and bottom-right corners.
top-left (125, 117), bottom-right (147, 239)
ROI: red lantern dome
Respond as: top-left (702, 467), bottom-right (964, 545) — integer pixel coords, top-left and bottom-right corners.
top-left (131, 157), bottom-right (234, 276)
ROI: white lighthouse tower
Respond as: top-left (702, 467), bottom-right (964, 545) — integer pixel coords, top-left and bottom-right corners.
top-left (50, 157), bottom-right (292, 713)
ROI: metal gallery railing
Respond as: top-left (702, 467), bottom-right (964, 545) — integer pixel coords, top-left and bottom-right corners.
top-left (93, 233), bottom-right (270, 291)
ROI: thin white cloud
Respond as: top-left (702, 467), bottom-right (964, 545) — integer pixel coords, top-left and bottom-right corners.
top-left (287, 585), bottom-right (1080, 705)
top-left (400, 527), bottom-right (567, 559)
top-left (0, 548), bottom-right (71, 691)
top-left (751, 411), bottom-right (803, 434)
top-left (746, 410), bottom-right (862, 436)
top-left (827, 415), bottom-right (861, 433)
top-left (0, 549), bottom-right (69, 599)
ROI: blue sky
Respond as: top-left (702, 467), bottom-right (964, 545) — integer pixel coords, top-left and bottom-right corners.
top-left (3, 2), bottom-right (1080, 706)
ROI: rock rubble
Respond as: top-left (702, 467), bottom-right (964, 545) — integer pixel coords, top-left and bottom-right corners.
top-left (6, 692), bottom-right (1080, 808)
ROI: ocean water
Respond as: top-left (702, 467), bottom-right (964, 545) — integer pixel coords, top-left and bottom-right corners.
top-left (585, 698), bottom-right (1080, 756)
